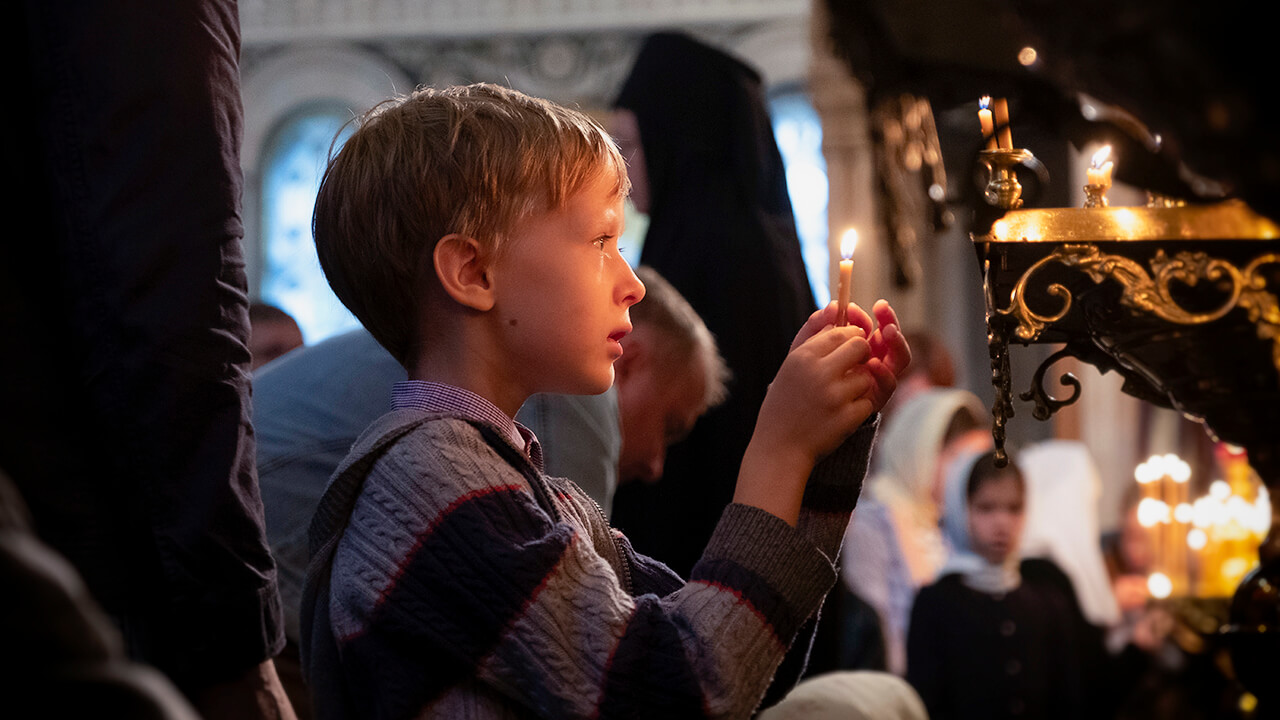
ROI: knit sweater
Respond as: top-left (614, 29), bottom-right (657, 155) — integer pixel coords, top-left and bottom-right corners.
top-left (301, 408), bottom-right (877, 719)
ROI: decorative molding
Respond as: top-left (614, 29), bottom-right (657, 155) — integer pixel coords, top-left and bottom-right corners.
top-left (240, 0), bottom-right (808, 44)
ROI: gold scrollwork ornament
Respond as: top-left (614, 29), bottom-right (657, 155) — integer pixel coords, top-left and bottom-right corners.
top-left (996, 245), bottom-right (1280, 370)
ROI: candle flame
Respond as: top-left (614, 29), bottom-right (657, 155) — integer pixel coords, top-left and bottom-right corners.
top-left (1147, 572), bottom-right (1172, 599)
top-left (1091, 144), bottom-right (1112, 169)
top-left (840, 228), bottom-right (859, 259)
top-left (979, 96), bottom-right (991, 110)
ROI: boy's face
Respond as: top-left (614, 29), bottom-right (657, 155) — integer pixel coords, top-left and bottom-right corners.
top-left (967, 472), bottom-right (1026, 565)
top-left (489, 169), bottom-right (645, 400)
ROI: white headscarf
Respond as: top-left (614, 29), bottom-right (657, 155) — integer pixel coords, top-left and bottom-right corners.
top-left (939, 449), bottom-right (1022, 594)
top-left (870, 388), bottom-right (989, 518)
top-left (1017, 439), bottom-right (1121, 626)
top-left (869, 388), bottom-right (989, 584)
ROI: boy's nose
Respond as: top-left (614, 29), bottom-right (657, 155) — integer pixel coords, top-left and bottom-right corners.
top-left (619, 263), bottom-right (646, 307)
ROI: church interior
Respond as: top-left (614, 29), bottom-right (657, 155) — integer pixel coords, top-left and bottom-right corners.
top-left (9, 0), bottom-right (1278, 717)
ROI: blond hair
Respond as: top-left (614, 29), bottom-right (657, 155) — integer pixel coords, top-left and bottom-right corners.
top-left (313, 83), bottom-right (630, 364)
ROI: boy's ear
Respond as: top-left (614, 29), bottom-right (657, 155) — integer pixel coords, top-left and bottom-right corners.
top-left (433, 233), bottom-right (495, 311)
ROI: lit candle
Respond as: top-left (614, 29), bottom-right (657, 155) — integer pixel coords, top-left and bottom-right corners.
top-left (835, 228), bottom-right (857, 327)
top-left (992, 97), bottom-right (1013, 150)
top-left (978, 96), bottom-right (997, 150)
top-left (1087, 145), bottom-right (1114, 187)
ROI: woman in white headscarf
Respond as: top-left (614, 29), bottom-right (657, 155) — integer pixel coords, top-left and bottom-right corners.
top-left (1017, 439), bottom-right (1120, 627)
top-left (841, 387), bottom-right (990, 675)
top-left (907, 450), bottom-right (1088, 720)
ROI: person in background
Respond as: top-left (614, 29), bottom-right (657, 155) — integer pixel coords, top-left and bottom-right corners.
top-left (1017, 439), bottom-right (1121, 629)
top-left (1, 467), bottom-right (201, 720)
top-left (10, 2), bottom-right (292, 716)
top-left (250, 302), bottom-right (306, 371)
top-left (880, 329), bottom-right (957, 419)
top-left (907, 450), bottom-right (1087, 720)
top-left (841, 388), bottom-right (990, 675)
top-left (255, 265), bottom-right (728, 717)
top-left (608, 31), bottom-right (818, 580)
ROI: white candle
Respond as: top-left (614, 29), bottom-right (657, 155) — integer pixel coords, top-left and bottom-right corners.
top-left (1087, 145), bottom-right (1114, 187)
top-left (836, 229), bottom-right (858, 327)
top-left (978, 96), bottom-right (997, 151)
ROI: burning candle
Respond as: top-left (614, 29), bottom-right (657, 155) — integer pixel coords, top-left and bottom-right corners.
top-left (835, 228), bottom-right (858, 327)
top-left (978, 96), bottom-right (997, 150)
top-left (992, 97), bottom-right (1013, 150)
top-left (1087, 145), bottom-right (1114, 187)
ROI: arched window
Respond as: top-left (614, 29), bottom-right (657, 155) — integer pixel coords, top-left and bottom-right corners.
top-left (259, 106), bottom-right (358, 343)
top-left (769, 87), bottom-right (831, 306)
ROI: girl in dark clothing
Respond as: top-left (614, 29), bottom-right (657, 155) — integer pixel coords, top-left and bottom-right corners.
top-left (608, 31), bottom-right (817, 579)
top-left (907, 451), bottom-right (1087, 720)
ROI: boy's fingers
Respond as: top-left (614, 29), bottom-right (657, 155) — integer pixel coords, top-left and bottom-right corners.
top-left (845, 304), bottom-right (875, 337)
top-left (791, 303), bottom-right (840, 351)
top-left (823, 333), bottom-right (873, 368)
top-left (800, 325), bottom-right (867, 359)
top-left (839, 365), bottom-right (875, 399)
top-left (872, 299), bottom-right (900, 332)
top-left (879, 322), bottom-right (912, 378)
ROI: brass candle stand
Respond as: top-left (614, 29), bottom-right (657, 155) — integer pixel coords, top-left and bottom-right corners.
top-left (979, 148), bottom-right (1033, 210)
top-left (1083, 181), bottom-right (1110, 208)
top-left (972, 145), bottom-right (1280, 705)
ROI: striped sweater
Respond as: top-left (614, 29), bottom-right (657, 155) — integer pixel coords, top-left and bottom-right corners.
top-left (301, 408), bottom-right (876, 719)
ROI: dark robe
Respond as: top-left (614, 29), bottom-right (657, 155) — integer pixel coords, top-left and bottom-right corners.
top-left (610, 31), bottom-right (817, 579)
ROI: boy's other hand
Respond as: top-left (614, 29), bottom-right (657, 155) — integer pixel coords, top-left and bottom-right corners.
top-left (736, 301), bottom-right (910, 526)
top-left (844, 299), bottom-right (911, 414)
top-left (738, 319), bottom-right (874, 524)
top-left (764, 312), bottom-right (876, 465)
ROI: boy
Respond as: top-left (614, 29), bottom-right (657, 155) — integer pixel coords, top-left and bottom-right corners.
top-left (300, 83), bottom-right (909, 719)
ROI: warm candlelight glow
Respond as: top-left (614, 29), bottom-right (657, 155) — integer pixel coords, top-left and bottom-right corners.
top-left (1090, 144), bottom-right (1112, 169)
top-left (1133, 453), bottom-right (1194, 597)
top-left (835, 229), bottom-right (857, 327)
top-left (1147, 572), bottom-right (1172, 599)
top-left (978, 96), bottom-right (996, 150)
top-left (1086, 144), bottom-right (1114, 188)
top-left (840, 228), bottom-right (859, 259)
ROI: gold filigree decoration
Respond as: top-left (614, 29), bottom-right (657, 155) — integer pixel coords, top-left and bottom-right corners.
top-left (996, 245), bottom-right (1280, 369)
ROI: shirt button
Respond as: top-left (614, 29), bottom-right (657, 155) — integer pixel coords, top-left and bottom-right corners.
top-left (1006, 659), bottom-right (1022, 676)
top-left (1001, 619), bottom-right (1017, 636)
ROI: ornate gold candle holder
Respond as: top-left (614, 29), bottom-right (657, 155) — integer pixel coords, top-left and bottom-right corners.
top-left (979, 148), bottom-right (1033, 210)
top-left (971, 178), bottom-right (1280, 705)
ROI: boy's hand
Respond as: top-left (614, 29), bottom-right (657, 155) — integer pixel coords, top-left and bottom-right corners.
top-left (844, 299), bottom-right (912, 414)
top-left (736, 300), bottom-right (910, 526)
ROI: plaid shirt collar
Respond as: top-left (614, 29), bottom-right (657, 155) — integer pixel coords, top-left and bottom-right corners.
top-left (391, 380), bottom-right (543, 471)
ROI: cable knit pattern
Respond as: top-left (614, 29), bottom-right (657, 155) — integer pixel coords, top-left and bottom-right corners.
top-left (302, 408), bottom-right (877, 720)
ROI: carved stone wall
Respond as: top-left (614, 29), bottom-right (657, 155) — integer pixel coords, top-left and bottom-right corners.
top-left (236, 3), bottom-right (813, 289)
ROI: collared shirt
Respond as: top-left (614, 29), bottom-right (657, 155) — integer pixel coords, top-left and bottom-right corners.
top-left (391, 380), bottom-right (544, 471)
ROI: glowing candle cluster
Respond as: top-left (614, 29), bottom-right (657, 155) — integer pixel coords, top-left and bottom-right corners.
top-left (1135, 454), bottom-right (1192, 598)
top-left (1134, 447), bottom-right (1272, 599)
